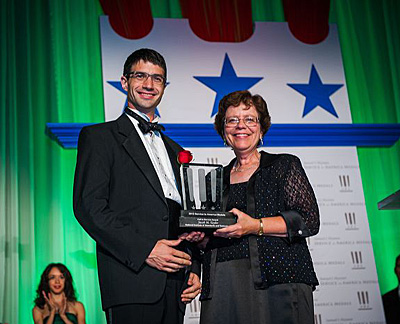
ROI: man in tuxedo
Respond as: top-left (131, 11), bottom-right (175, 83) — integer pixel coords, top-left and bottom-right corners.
top-left (382, 254), bottom-right (400, 324)
top-left (73, 48), bottom-right (203, 323)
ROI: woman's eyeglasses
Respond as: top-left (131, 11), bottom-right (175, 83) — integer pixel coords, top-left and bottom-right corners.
top-left (224, 116), bottom-right (259, 128)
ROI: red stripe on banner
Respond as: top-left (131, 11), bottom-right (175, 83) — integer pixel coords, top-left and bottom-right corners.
top-left (180, 0), bottom-right (253, 42)
top-left (99, 0), bottom-right (153, 39)
top-left (283, 0), bottom-right (330, 44)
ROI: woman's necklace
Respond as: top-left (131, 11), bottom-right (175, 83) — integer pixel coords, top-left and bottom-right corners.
top-left (232, 153), bottom-right (261, 172)
top-left (232, 163), bottom-right (258, 172)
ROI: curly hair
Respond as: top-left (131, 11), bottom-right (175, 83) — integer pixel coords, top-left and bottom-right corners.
top-left (34, 263), bottom-right (77, 309)
top-left (214, 90), bottom-right (271, 141)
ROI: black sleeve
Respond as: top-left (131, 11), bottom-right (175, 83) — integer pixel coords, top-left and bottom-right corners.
top-left (279, 156), bottom-right (320, 242)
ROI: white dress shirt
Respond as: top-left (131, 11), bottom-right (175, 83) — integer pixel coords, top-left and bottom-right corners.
top-left (125, 108), bottom-right (181, 205)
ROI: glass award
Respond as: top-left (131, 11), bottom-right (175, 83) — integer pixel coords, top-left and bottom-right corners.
top-left (179, 163), bottom-right (237, 230)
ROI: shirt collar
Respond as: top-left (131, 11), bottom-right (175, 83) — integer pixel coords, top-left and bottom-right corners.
top-left (127, 107), bottom-right (160, 123)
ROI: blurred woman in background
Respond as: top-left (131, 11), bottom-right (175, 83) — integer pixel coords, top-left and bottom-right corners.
top-left (33, 263), bottom-right (85, 324)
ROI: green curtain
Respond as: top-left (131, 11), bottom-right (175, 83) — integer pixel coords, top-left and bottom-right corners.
top-left (1, 0), bottom-right (399, 323)
top-left (330, 0), bottom-right (400, 294)
top-left (1, 1), bottom-right (105, 323)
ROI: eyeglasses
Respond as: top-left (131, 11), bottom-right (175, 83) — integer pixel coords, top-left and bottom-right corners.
top-left (224, 116), bottom-right (259, 128)
top-left (125, 71), bottom-right (166, 85)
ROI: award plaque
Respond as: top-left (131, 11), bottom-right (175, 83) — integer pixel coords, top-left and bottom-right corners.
top-left (179, 163), bottom-right (237, 231)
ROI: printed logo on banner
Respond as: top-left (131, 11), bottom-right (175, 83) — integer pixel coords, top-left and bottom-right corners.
top-left (339, 175), bottom-right (352, 192)
top-left (351, 251), bottom-right (365, 270)
top-left (206, 157), bottom-right (219, 164)
top-left (344, 212), bottom-right (358, 230)
top-left (322, 220), bottom-right (339, 227)
top-left (314, 313), bottom-right (322, 324)
top-left (357, 291), bottom-right (372, 310)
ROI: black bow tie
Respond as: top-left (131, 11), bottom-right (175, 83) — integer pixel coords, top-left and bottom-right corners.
top-left (124, 108), bottom-right (165, 134)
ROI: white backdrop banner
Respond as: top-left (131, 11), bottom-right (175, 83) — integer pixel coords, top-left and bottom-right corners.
top-left (100, 17), bottom-right (385, 324)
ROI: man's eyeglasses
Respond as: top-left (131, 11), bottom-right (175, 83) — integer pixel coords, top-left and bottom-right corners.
top-left (224, 116), bottom-right (259, 128)
top-left (125, 71), bottom-right (166, 85)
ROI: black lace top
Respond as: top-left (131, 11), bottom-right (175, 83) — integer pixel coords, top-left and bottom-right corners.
top-left (201, 152), bottom-right (320, 300)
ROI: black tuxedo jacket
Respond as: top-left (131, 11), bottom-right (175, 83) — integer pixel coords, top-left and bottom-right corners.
top-left (73, 114), bottom-right (186, 310)
top-left (382, 287), bottom-right (400, 324)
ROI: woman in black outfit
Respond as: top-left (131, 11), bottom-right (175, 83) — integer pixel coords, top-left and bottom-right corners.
top-left (199, 90), bottom-right (320, 324)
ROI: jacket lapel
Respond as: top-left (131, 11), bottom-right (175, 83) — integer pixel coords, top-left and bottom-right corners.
top-left (117, 114), bottom-right (166, 204)
top-left (162, 134), bottom-right (182, 196)
top-left (222, 158), bottom-right (236, 211)
top-left (259, 150), bottom-right (280, 168)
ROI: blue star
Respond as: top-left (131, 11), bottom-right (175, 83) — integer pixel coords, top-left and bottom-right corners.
top-left (107, 81), bottom-right (161, 116)
top-left (194, 54), bottom-right (263, 117)
top-left (287, 65), bottom-right (343, 118)
top-left (107, 81), bottom-right (128, 111)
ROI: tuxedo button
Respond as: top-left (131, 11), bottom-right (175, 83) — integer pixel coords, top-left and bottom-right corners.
top-left (162, 215), bottom-right (169, 221)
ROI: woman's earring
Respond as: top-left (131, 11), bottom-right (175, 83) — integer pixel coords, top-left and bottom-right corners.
top-left (224, 139), bottom-right (228, 147)
top-left (259, 137), bottom-right (264, 146)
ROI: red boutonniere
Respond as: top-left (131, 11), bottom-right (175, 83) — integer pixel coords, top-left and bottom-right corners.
top-left (178, 150), bottom-right (193, 164)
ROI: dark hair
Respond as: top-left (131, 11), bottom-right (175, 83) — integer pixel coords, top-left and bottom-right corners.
top-left (34, 263), bottom-right (77, 309)
top-left (214, 90), bottom-right (271, 140)
top-left (123, 48), bottom-right (167, 80)
top-left (396, 254), bottom-right (400, 265)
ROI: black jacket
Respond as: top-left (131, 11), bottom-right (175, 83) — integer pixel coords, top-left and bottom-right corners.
top-left (73, 114), bottom-right (199, 310)
top-left (201, 151), bottom-right (319, 299)
top-left (382, 287), bottom-right (400, 324)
